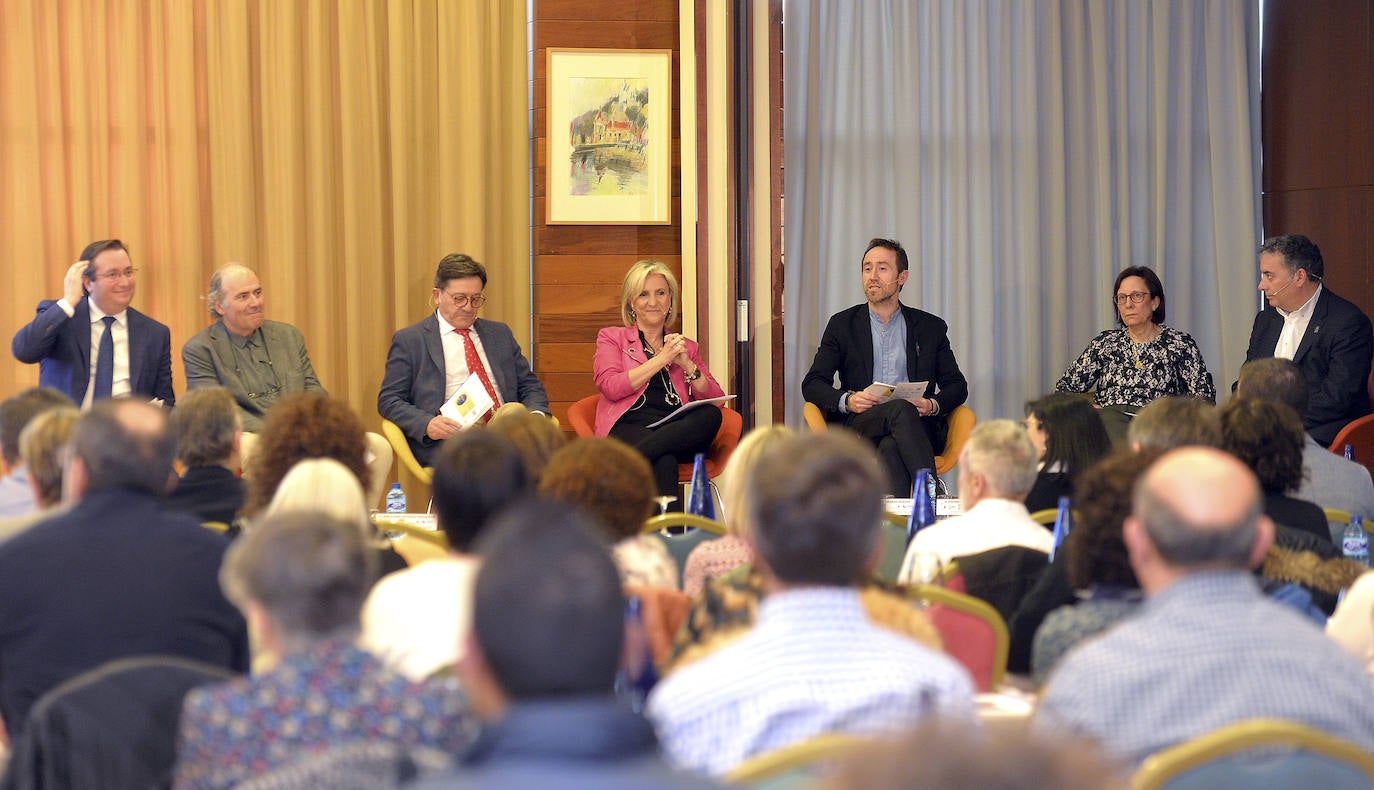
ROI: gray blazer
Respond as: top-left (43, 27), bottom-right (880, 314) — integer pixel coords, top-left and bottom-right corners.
top-left (182, 320), bottom-right (325, 432)
top-left (377, 315), bottom-right (549, 465)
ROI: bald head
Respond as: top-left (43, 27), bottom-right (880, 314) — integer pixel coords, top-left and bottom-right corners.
top-left (70, 398), bottom-right (176, 497)
top-left (208, 263), bottom-right (265, 336)
top-left (1132, 447), bottom-right (1266, 569)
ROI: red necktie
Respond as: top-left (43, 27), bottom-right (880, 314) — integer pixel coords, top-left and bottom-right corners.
top-left (456, 328), bottom-right (500, 418)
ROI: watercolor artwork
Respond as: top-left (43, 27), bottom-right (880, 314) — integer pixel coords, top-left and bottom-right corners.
top-left (547, 49), bottom-right (670, 225)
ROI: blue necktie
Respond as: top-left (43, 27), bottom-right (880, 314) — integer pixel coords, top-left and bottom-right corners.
top-left (93, 316), bottom-right (115, 400)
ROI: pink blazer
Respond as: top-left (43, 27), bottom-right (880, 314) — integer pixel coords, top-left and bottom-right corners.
top-left (592, 325), bottom-right (725, 435)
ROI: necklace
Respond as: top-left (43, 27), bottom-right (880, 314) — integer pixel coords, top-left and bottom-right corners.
top-left (1129, 325), bottom-right (1160, 370)
top-left (635, 331), bottom-right (681, 408)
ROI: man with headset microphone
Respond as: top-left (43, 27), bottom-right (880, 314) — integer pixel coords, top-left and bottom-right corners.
top-left (1242, 234), bottom-right (1373, 446)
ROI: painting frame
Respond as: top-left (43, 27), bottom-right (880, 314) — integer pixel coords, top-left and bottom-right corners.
top-left (546, 48), bottom-right (672, 225)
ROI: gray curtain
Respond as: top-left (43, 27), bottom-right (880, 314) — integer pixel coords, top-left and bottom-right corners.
top-left (784, 0), bottom-right (1261, 432)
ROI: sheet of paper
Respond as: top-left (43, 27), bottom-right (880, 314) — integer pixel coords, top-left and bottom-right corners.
top-left (864, 380), bottom-right (928, 402)
top-left (646, 395), bottom-right (736, 429)
top-left (439, 373), bottom-right (495, 428)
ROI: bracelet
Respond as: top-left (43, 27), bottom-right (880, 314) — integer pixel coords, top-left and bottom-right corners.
top-left (684, 367), bottom-right (703, 382)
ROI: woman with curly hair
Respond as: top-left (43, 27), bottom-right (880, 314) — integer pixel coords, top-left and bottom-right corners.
top-left (241, 392), bottom-right (372, 521)
top-left (1219, 397), bottom-right (1332, 549)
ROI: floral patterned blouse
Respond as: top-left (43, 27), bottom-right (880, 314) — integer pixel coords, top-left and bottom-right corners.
top-left (1055, 325), bottom-right (1215, 407)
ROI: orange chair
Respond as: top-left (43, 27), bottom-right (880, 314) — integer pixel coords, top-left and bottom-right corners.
top-left (803, 401), bottom-right (976, 476)
top-left (1327, 413), bottom-right (1374, 465)
top-left (566, 394), bottom-right (743, 482)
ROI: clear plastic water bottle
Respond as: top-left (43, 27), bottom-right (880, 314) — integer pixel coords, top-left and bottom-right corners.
top-left (1342, 515), bottom-right (1369, 567)
top-left (385, 482), bottom-right (407, 514)
top-left (1345, 444), bottom-right (1355, 462)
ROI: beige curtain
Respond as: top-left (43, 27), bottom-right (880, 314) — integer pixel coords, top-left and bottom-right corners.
top-left (1, 0), bottom-right (530, 431)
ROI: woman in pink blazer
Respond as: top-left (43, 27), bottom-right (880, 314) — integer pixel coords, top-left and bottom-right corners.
top-left (593, 260), bottom-right (725, 503)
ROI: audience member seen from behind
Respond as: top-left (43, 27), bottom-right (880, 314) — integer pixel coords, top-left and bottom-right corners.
top-left (1022, 393), bottom-right (1111, 514)
top-left (1029, 449), bottom-right (1158, 684)
top-left (1218, 397), bottom-right (1333, 550)
top-left (681, 425), bottom-right (794, 597)
top-left (362, 431), bottom-right (531, 681)
top-left (240, 392), bottom-right (372, 521)
top-left (0, 399), bottom-right (248, 737)
top-left (0, 387), bottom-right (72, 519)
top-left (0, 406), bottom-right (79, 545)
top-left (410, 499), bottom-right (721, 790)
top-left (1033, 447), bottom-right (1374, 765)
top-left (649, 431), bottom-right (975, 777)
top-left (1125, 395), bottom-right (1221, 452)
top-left (592, 260), bottom-right (726, 505)
top-left (1237, 357), bottom-right (1374, 525)
top-left (174, 511), bottom-right (472, 789)
top-left (1055, 265), bottom-right (1215, 441)
top-left (901, 420), bottom-right (1052, 573)
top-left (539, 437), bottom-right (677, 589)
top-left (820, 723), bottom-right (1127, 790)
top-left (166, 387), bottom-right (245, 526)
top-left (485, 402), bottom-right (567, 483)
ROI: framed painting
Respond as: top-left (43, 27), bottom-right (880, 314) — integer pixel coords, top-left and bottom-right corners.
top-left (546, 48), bottom-right (672, 225)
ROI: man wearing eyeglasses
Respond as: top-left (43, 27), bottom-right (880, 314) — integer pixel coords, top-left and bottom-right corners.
top-left (182, 263), bottom-right (325, 432)
top-left (802, 237), bottom-right (968, 496)
top-left (1242, 234), bottom-right (1372, 446)
top-left (11, 239), bottom-right (175, 408)
top-left (378, 253), bottom-right (549, 465)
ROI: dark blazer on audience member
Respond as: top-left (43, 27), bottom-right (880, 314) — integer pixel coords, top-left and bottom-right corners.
top-left (0, 487), bottom-right (248, 734)
top-left (11, 298), bottom-right (176, 407)
top-left (1244, 288), bottom-right (1373, 446)
top-left (802, 303), bottom-right (968, 452)
top-left (165, 466), bottom-right (246, 526)
top-left (377, 315), bottom-right (549, 465)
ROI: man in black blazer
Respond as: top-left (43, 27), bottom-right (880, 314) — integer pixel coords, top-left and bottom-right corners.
top-left (803, 238), bottom-right (969, 495)
top-left (1243, 234), bottom-right (1372, 447)
top-left (0, 399), bottom-right (247, 737)
top-left (11, 239), bottom-right (175, 408)
top-left (378, 253), bottom-right (550, 466)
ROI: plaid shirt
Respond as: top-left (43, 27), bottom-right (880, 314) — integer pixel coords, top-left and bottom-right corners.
top-left (647, 587), bottom-right (975, 777)
top-left (1034, 571), bottom-right (1374, 766)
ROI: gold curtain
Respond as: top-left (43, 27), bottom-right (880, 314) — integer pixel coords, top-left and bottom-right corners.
top-left (0, 0), bottom-right (530, 432)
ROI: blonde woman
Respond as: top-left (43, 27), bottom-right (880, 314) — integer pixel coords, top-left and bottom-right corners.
top-left (680, 425), bottom-right (794, 596)
top-left (593, 260), bottom-right (725, 503)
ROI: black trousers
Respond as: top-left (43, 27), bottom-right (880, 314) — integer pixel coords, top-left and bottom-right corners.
top-left (610, 405), bottom-right (723, 503)
top-left (845, 398), bottom-right (940, 497)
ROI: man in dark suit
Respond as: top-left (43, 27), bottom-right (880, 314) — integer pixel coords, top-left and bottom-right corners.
top-left (182, 263), bottom-right (326, 432)
top-left (0, 398), bottom-right (248, 738)
top-left (803, 237), bottom-right (969, 495)
top-left (11, 239), bottom-right (175, 408)
top-left (1243, 234), bottom-right (1373, 446)
top-left (378, 253), bottom-right (550, 466)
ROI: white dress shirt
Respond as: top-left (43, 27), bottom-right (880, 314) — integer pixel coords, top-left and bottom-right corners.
top-left (1274, 285), bottom-right (1322, 360)
top-left (435, 310), bottom-right (504, 404)
top-left (901, 497), bottom-right (1053, 574)
top-left (55, 298), bottom-right (131, 408)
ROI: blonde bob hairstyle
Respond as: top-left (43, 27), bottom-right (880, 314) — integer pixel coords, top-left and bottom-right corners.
top-left (619, 260), bottom-right (680, 328)
top-left (719, 424), bottom-right (795, 536)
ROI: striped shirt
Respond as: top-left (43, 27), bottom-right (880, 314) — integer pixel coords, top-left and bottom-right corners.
top-left (1034, 571), bottom-right (1374, 766)
top-left (647, 587), bottom-right (975, 777)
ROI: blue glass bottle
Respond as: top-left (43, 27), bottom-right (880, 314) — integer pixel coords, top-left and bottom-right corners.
top-left (686, 453), bottom-right (714, 518)
top-left (1049, 496), bottom-right (1073, 563)
top-left (906, 469), bottom-right (936, 545)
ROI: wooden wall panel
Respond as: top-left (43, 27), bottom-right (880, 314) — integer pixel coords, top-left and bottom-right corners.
top-left (1262, 0), bottom-right (1374, 319)
top-left (533, 0), bottom-right (683, 435)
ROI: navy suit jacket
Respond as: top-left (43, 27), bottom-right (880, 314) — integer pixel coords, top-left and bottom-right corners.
top-left (377, 315), bottom-right (549, 465)
top-left (803, 302), bottom-right (969, 416)
top-left (0, 488), bottom-right (247, 733)
top-left (1244, 287), bottom-right (1373, 446)
top-left (11, 299), bottom-right (175, 406)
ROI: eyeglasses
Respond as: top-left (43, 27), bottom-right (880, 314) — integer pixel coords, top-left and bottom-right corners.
top-left (1113, 291), bottom-right (1150, 306)
top-left (93, 267), bottom-right (137, 282)
top-left (440, 292), bottom-right (485, 308)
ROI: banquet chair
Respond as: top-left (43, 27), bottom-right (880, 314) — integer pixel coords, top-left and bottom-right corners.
top-left (1029, 508), bottom-right (1059, 526)
top-left (1132, 718), bottom-right (1374, 790)
top-left (803, 402), bottom-right (976, 476)
top-left (643, 513), bottom-right (729, 583)
top-left (566, 394), bottom-right (743, 487)
top-left (723, 732), bottom-right (868, 787)
top-left (906, 584), bottom-right (1009, 692)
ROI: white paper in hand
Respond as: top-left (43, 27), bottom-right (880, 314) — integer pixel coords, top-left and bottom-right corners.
top-left (864, 381), bottom-right (928, 402)
top-left (440, 373), bottom-right (495, 429)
